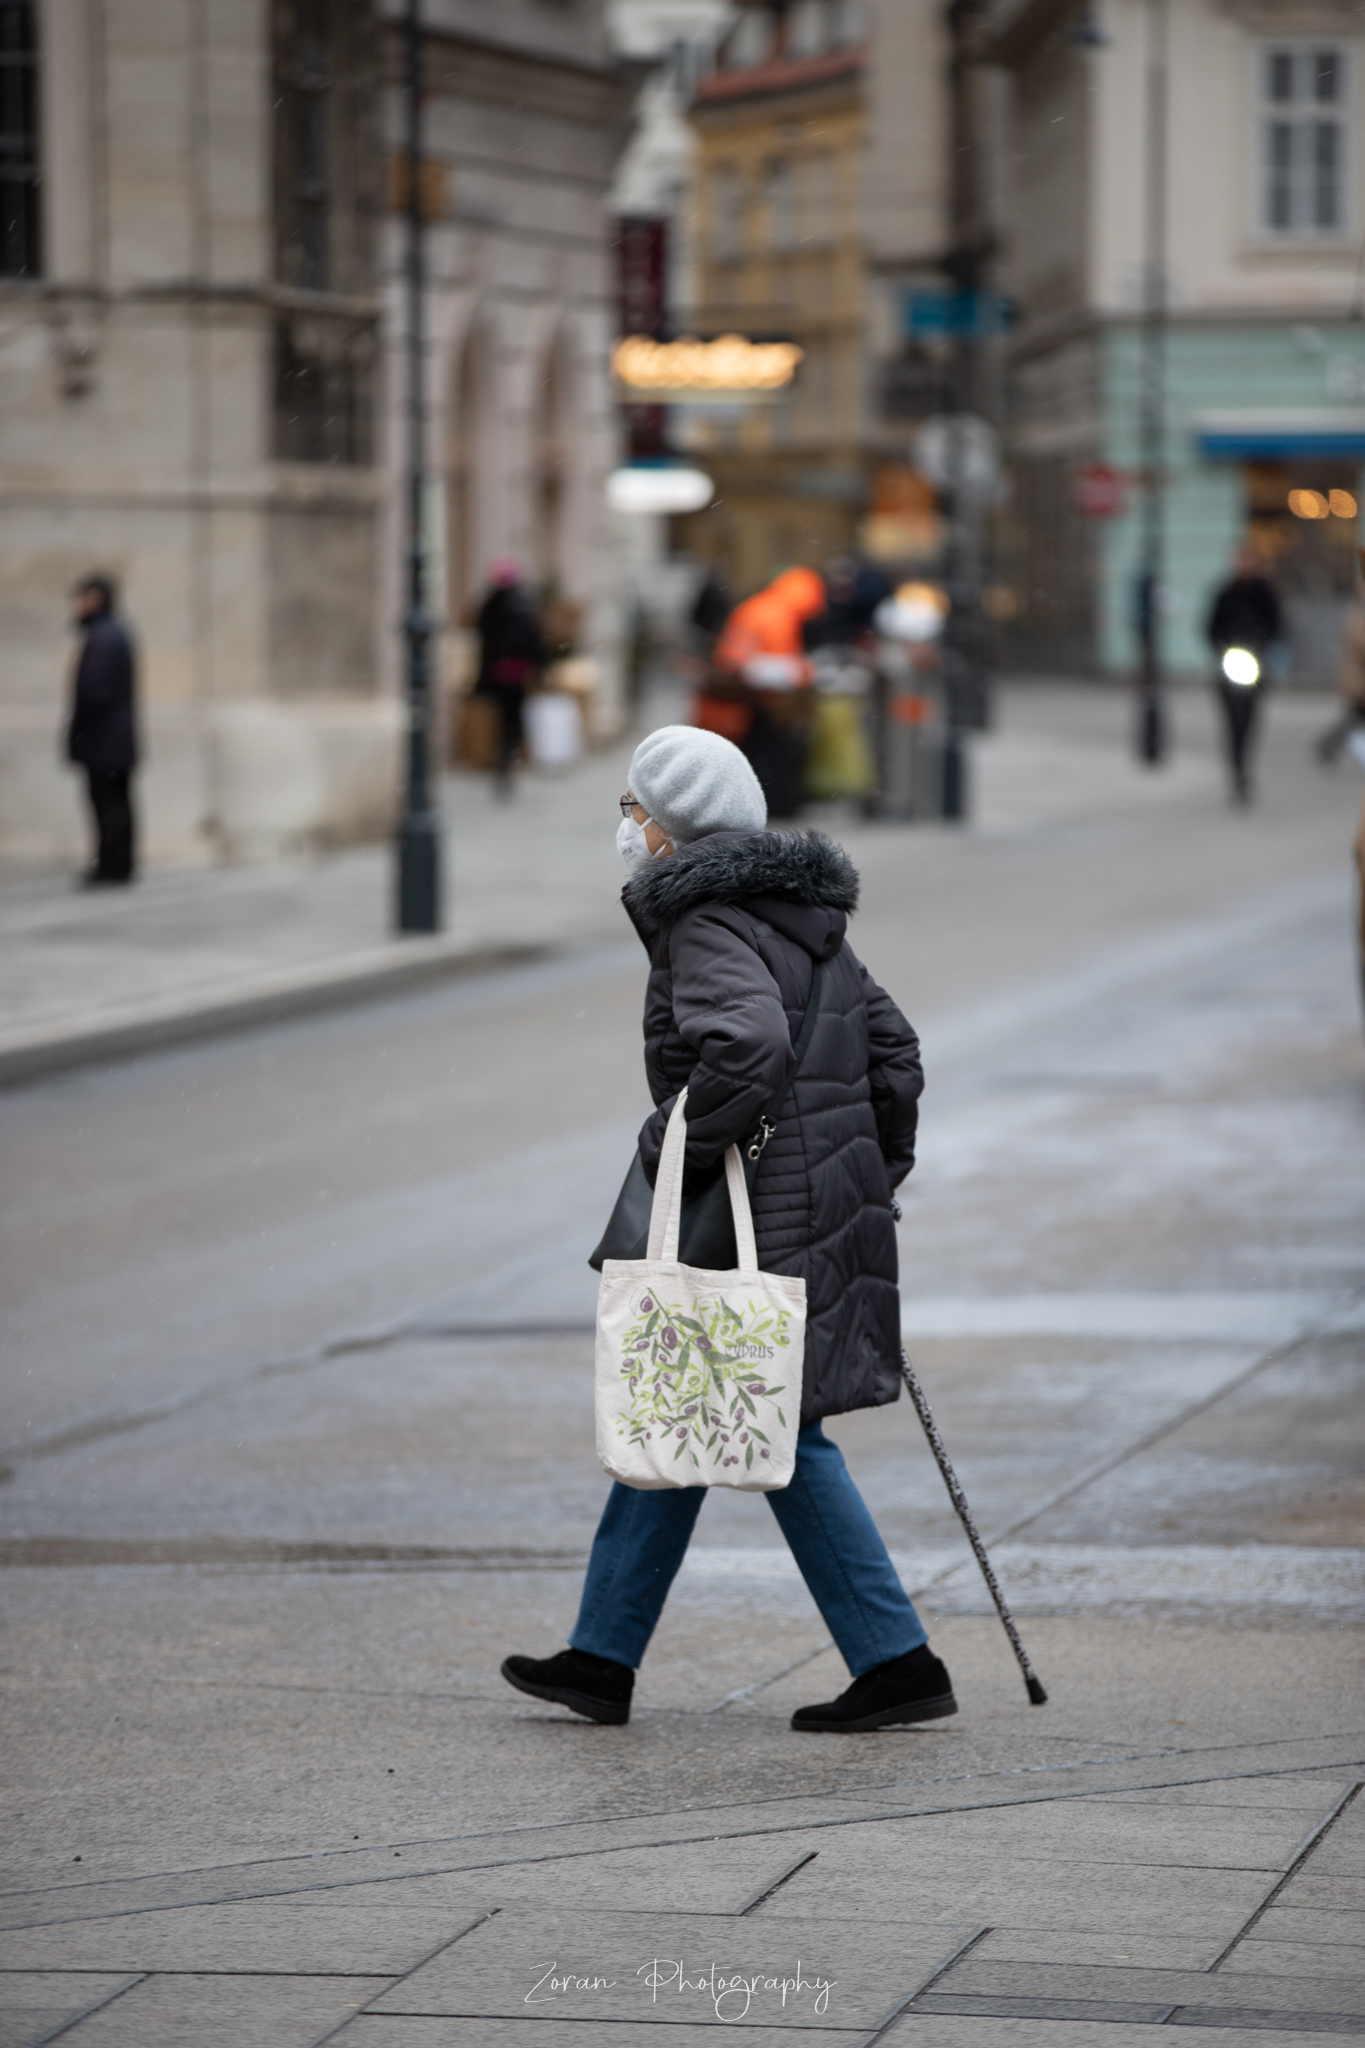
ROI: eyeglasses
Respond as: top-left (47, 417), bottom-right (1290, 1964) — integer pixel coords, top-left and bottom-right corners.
top-left (618, 794), bottom-right (639, 818)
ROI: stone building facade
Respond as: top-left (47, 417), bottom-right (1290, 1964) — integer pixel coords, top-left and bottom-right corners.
top-left (992, 0), bottom-right (1365, 681)
top-left (0, 0), bottom-right (628, 867)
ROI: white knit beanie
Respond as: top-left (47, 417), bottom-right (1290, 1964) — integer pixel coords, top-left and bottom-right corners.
top-left (628, 725), bottom-right (768, 845)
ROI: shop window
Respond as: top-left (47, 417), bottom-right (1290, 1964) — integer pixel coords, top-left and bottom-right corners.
top-left (1260, 43), bottom-right (1348, 236)
top-left (1245, 458), bottom-right (1358, 595)
top-left (0, 0), bottom-right (39, 277)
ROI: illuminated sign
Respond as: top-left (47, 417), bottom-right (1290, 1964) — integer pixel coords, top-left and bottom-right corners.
top-left (607, 466), bottom-right (714, 514)
top-left (612, 333), bottom-right (804, 395)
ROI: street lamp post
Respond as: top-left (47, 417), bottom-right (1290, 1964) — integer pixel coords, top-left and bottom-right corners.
top-left (395, 0), bottom-right (441, 932)
top-left (940, 0), bottom-right (991, 820)
top-left (1136, 0), bottom-right (1168, 765)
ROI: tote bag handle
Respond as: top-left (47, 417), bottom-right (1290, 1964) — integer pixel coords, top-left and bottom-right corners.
top-left (647, 1089), bottom-right (759, 1273)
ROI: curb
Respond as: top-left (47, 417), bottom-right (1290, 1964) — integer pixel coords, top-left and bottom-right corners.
top-left (0, 936), bottom-right (548, 1086)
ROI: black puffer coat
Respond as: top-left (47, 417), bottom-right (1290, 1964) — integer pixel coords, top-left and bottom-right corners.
top-left (623, 829), bottom-right (923, 1423)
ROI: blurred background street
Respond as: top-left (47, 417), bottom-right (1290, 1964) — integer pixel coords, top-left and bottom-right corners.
top-left (2, 0), bottom-right (1365, 2041)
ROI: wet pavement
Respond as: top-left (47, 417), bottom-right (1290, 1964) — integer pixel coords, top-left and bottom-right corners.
top-left (0, 683), bottom-right (1362, 2044)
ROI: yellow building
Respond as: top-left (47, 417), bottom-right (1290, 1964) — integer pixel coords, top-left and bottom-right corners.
top-left (675, 0), bottom-right (949, 597)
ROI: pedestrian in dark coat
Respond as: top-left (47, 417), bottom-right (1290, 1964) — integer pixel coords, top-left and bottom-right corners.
top-left (66, 573), bottom-right (138, 884)
top-left (503, 725), bottom-right (956, 1735)
top-left (473, 557), bottom-right (546, 793)
top-left (1206, 550), bottom-right (1283, 804)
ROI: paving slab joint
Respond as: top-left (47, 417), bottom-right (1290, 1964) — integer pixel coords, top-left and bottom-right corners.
top-left (855, 1925), bottom-right (992, 2047)
top-left (309, 1908), bottom-right (500, 2048)
top-left (31, 1972), bottom-right (146, 2046)
top-left (736, 1849), bottom-right (818, 1915)
top-left (1205, 1780), bottom-right (1364, 1972)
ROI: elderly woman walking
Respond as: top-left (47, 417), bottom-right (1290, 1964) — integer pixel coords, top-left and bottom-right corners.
top-left (502, 727), bottom-right (954, 1732)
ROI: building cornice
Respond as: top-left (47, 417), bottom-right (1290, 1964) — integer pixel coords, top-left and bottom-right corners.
top-left (0, 470), bottom-right (385, 510)
top-left (380, 23), bottom-right (643, 130)
top-left (693, 43), bottom-right (864, 106)
top-left (0, 281), bottom-right (380, 319)
top-left (691, 76), bottom-right (863, 134)
top-left (1212, 0), bottom-right (1365, 32)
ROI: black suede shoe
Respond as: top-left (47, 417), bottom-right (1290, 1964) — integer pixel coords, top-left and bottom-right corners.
top-left (501, 1648), bottom-right (634, 1725)
top-left (791, 1645), bottom-right (957, 1733)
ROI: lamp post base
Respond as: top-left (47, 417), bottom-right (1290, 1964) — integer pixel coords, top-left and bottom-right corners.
top-left (396, 807), bottom-right (442, 933)
top-left (942, 728), bottom-right (968, 820)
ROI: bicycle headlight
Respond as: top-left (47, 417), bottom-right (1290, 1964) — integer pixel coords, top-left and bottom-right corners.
top-left (1222, 647), bottom-right (1260, 687)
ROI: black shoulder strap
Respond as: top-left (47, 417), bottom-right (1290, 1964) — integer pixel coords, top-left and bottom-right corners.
top-left (744, 959), bottom-right (824, 1175)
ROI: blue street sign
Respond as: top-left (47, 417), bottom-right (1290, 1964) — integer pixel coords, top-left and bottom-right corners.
top-left (903, 288), bottom-right (1015, 340)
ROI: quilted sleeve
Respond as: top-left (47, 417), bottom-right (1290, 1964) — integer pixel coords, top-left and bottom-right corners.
top-left (859, 958), bottom-right (923, 1186)
top-left (637, 906), bottom-right (792, 1175)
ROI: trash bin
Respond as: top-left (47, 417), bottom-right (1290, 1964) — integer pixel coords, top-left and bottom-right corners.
top-left (869, 643), bottom-right (948, 820)
top-left (805, 646), bottom-right (876, 801)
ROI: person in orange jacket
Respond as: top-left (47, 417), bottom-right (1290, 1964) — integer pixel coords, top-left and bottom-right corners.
top-left (697, 566), bottom-right (828, 817)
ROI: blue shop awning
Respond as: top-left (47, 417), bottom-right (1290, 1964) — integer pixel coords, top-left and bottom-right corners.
top-left (1193, 410), bottom-right (1365, 459)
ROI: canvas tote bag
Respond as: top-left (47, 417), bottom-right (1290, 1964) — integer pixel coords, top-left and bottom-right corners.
top-left (595, 1088), bottom-right (806, 1492)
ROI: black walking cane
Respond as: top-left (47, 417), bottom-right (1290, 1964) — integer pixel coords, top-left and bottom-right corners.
top-left (900, 1348), bottom-right (1048, 1705)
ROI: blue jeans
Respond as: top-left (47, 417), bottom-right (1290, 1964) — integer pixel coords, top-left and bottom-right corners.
top-left (570, 1421), bottom-right (927, 1677)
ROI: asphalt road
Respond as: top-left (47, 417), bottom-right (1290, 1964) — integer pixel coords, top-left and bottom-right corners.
top-left (1, 685), bottom-right (1363, 2045)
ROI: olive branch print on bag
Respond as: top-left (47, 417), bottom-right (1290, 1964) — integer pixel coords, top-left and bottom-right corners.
top-left (595, 1087), bottom-right (805, 1491)
top-left (617, 1287), bottom-right (792, 1476)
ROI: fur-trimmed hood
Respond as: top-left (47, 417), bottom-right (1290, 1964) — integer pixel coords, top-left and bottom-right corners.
top-left (623, 828), bottom-right (859, 959)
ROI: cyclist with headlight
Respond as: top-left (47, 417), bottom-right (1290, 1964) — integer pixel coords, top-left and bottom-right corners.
top-left (1206, 548), bottom-right (1283, 805)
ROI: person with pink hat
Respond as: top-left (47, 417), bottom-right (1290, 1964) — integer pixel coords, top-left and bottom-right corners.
top-left (473, 558), bottom-right (545, 793)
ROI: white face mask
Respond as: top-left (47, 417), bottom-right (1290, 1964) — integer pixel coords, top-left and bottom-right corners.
top-left (617, 813), bottom-right (670, 870)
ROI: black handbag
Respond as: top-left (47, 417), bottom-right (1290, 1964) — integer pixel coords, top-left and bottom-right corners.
top-left (588, 960), bottom-right (824, 1273)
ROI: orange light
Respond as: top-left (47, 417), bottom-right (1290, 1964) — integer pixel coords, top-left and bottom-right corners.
top-left (894, 581), bottom-right (950, 616)
top-left (1288, 488), bottom-right (1330, 519)
top-left (1330, 488), bottom-right (1358, 519)
top-left (612, 333), bottom-right (804, 393)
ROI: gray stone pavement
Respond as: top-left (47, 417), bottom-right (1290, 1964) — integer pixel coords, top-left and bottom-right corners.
top-left (0, 682), bottom-right (1363, 2045)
